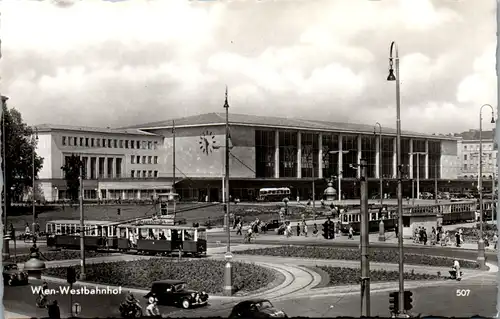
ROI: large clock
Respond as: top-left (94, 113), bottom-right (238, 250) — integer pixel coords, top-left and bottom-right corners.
top-left (199, 130), bottom-right (216, 155)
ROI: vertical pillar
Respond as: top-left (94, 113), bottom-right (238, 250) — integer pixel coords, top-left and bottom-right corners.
top-left (275, 130), bottom-right (279, 178)
top-left (86, 157), bottom-right (91, 180)
top-left (392, 138), bottom-right (397, 179)
top-left (96, 157), bottom-right (100, 179)
top-left (137, 190), bottom-right (141, 199)
top-left (375, 136), bottom-right (380, 179)
top-left (103, 157), bottom-right (108, 179)
top-left (318, 133), bottom-right (323, 179)
top-left (297, 132), bottom-right (302, 178)
top-left (409, 138), bottom-right (414, 178)
top-left (338, 135), bottom-right (343, 174)
top-left (439, 154), bottom-right (443, 180)
top-left (425, 140), bottom-right (429, 179)
top-left (357, 135), bottom-right (362, 178)
top-left (122, 190), bottom-right (126, 200)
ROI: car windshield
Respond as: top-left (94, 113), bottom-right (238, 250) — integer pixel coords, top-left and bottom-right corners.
top-left (174, 284), bottom-right (185, 291)
top-left (256, 301), bottom-right (273, 310)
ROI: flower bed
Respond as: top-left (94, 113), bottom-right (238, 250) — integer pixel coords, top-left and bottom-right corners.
top-left (3, 251), bottom-right (113, 263)
top-left (235, 246), bottom-right (480, 269)
top-left (43, 259), bottom-right (276, 295)
top-left (317, 266), bottom-right (441, 286)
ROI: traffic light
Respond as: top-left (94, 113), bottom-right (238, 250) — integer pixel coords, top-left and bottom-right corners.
top-left (322, 224), bottom-right (329, 239)
top-left (389, 292), bottom-right (399, 313)
top-left (67, 267), bottom-right (76, 284)
top-left (404, 290), bottom-right (413, 310)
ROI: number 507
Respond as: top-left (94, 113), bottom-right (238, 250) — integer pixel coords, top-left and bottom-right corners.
top-left (456, 289), bottom-right (470, 296)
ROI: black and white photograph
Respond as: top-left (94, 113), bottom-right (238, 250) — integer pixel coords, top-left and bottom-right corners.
top-left (1, 0), bottom-right (499, 318)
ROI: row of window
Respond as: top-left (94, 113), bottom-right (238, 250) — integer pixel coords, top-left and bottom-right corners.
top-left (464, 154), bottom-right (495, 160)
top-left (61, 136), bottom-right (159, 150)
top-left (130, 170), bottom-right (159, 178)
top-left (131, 155), bottom-right (158, 164)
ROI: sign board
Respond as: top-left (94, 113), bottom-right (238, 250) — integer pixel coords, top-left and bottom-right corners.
top-left (72, 303), bottom-right (81, 316)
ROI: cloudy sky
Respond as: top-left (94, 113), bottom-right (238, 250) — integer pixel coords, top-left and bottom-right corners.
top-left (1, 0), bottom-right (498, 134)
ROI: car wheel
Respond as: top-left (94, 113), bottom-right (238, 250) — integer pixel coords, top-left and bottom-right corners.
top-left (182, 299), bottom-right (191, 309)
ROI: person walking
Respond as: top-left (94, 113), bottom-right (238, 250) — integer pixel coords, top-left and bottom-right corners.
top-left (312, 223), bottom-right (318, 237)
top-left (455, 231), bottom-right (461, 247)
top-left (395, 223), bottom-right (399, 239)
top-left (423, 228), bottom-right (428, 245)
top-left (348, 225), bottom-right (354, 239)
top-left (236, 221), bottom-right (242, 236)
top-left (453, 260), bottom-right (461, 281)
top-left (494, 233), bottom-right (498, 250)
top-left (303, 222), bottom-right (308, 237)
top-left (296, 222), bottom-right (301, 236)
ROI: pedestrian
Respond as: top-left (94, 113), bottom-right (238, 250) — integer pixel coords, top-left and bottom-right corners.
top-left (48, 300), bottom-right (60, 319)
top-left (303, 222), bottom-right (308, 237)
top-left (453, 260), bottom-right (461, 281)
top-left (423, 228), bottom-right (428, 245)
top-left (286, 222), bottom-right (292, 238)
top-left (459, 229), bottom-right (463, 244)
top-left (395, 223), bottom-right (399, 238)
top-left (348, 225), bottom-right (354, 239)
top-left (296, 196), bottom-right (300, 203)
top-left (494, 234), bottom-right (498, 250)
top-left (312, 223), bottom-right (318, 237)
top-left (455, 231), bottom-right (461, 247)
top-left (296, 222), bottom-right (301, 236)
top-left (236, 221), bottom-right (242, 236)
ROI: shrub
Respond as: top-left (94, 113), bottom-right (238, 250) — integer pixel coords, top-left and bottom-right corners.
top-left (235, 246), bottom-right (480, 269)
top-left (43, 259), bottom-right (275, 295)
top-left (317, 266), bottom-right (440, 286)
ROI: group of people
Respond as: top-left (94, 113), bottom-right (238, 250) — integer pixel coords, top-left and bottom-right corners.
top-left (124, 291), bottom-right (159, 316)
top-left (413, 226), bottom-right (449, 246)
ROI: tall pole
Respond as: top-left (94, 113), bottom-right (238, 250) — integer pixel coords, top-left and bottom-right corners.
top-left (312, 152), bottom-right (316, 218)
top-left (223, 86), bottom-right (232, 296)
top-left (172, 120), bottom-right (176, 217)
top-left (375, 123), bottom-right (383, 205)
top-left (496, 1), bottom-right (500, 315)
top-left (360, 158), bottom-right (370, 316)
top-left (2, 98), bottom-right (6, 234)
top-left (434, 163), bottom-right (438, 204)
top-left (492, 169), bottom-right (496, 223)
top-left (222, 149), bottom-right (225, 203)
top-left (416, 155), bottom-right (420, 200)
top-left (388, 41), bottom-right (405, 315)
top-left (1, 97), bottom-right (7, 259)
top-left (32, 129), bottom-right (38, 234)
top-left (79, 161), bottom-right (86, 280)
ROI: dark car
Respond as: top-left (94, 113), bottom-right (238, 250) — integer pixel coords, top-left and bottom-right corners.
top-left (144, 280), bottom-right (208, 309)
top-left (3, 263), bottom-right (28, 286)
top-left (229, 299), bottom-right (287, 318)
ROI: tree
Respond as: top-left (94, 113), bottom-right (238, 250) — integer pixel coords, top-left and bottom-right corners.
top-left (1, 104), bottom-right (44, 207)
top-left (61, 154), bottom-right (83, 201)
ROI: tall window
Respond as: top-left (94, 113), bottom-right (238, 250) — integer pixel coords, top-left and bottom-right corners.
top-left (279, 131), bottom-right (297, 178)
top-left (62, 136), bottom-right (66, 146)
top-left (322, 134), bottom-right (339, 178)
top-left (381, 137), bottom-right (394, 178)
top-left (342, 135), bottom-right (358, 178)
top-left (255, 130), bottom-right (275, 178)
top-left (301, 133), bottom-right (318, 178)
top-left (428, 141), bottom-right (441, 179)
top-left (464, 154), bottom-right (467, 160)
top-left (361, 136), bottom-right (376, 178)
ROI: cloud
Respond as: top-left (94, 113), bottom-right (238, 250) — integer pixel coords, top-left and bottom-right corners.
top-left (0, 0), bottom-right (496, 134)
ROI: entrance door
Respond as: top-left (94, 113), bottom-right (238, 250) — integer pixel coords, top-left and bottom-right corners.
top-left (210, 188), bottom-right (219, 202)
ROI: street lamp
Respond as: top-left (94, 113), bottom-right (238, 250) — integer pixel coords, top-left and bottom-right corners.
top-left (2, 95), bottom-right (9, 259)
top-left (223, 86), bottom-right (232, 296)
top-left (412, 152), bottom-right (428, 200)
top-left (31, 128), bottom-right (38, 234)
top-left (478, 103), bottom-right (495, 270)
top-left (387, 40), bottom-right (405, 316)
top-left (329, 150), bottom-right (349, 202)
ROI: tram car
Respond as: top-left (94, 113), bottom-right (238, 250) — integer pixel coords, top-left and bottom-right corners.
top-left (46, 220), bottom-right (119, 251)
top-left (478, 199), bottom-right (496, 220)
top-left (339, 201), bottom-right (483, 235)
top-left (116, 224), bottom-right (207, 257)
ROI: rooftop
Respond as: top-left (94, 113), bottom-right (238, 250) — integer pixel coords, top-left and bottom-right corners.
top-left (35, 124), bottom-right (158, 137)
top-left (124, 112), bottom-right (458, 140)
top-left (455, 129), bottom-right (496, 141)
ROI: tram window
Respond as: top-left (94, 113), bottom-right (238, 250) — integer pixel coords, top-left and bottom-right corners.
top-left (97, 226), bottom-right (102, 236)
top-left (85, 226), bottom-right (91, 236)
top-left (343, 215), bottom-right (347, 222)
top-left (103, 227), bottom-right (108, 237)
top-left (371, 213), bottom-right (376, 220)
top-left (91, 227), bottom-right (96, 236)
top-left (197, 230), bottom-right (206, 240)
top-left (119, 228), bottom-right (126, 238)
top-left (47, 224), bottom-right (52, 233)
top-left (184, 229), bottom-right (195, 241)
top-left (75, 226), bottom-right (80, 234)
top-left (56, 225), bottom-right (61, 234)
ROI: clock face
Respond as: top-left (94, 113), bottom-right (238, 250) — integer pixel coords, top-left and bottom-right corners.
top-left (199, 130), bottom-right (216, 155)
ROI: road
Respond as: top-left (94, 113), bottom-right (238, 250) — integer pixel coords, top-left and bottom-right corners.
top-left (208, 232), bottom-right (499, 262)
top-left (172, 275), bottom-right (497, 318)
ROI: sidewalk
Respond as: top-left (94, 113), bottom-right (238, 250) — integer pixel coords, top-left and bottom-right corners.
top-left (4, 311), bottom-right (31, 319)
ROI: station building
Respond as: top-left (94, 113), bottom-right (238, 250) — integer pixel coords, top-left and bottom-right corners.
top-left (129, 112), bottom-right (461, 202)
top-left (35, 113), bottom-right (462, 202)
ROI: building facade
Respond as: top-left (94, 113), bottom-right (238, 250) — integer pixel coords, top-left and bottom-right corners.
top-left (35, 124), bottom-right (171, 201)
top-left (456, 129), bottom-right (497, 181)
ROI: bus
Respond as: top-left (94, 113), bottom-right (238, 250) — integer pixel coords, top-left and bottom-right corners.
top-left (256, 188), bottom-right (291, 202)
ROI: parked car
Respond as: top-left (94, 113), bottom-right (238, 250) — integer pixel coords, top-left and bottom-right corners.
top-left (3, 263), bottom-right (28, 286)
top-left (144, 280), bottom-right (208, 309)
top-left (229, 299), bottom-right (287, 318)
top-left (420, 192), bottom-right (433, 199)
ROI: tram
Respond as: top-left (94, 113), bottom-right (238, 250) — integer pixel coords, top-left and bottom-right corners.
top-left (338, 200), bottom-right (490, 234)
top-left (116, 223), bottom-right (207, 257)
top-left (46, 220), bottom-right (119, 250)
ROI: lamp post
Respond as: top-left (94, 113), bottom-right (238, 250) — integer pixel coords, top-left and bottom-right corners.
top-left (412, 152), bottom-right (428, 200)
top-left (329, 150), bottom-right (349, 202)
top-left (374, 123), bottom-right (383, 205)
top-left (223, 86), bottom-right (232, 296)
top-left (31, 128), bottom-right (38, 234)
top-left (1, 96), bottom-right (8, 259)
top-left (387, 41), bottom-right (405, 316)
top-left (478, 103), bottom-right (495, 270)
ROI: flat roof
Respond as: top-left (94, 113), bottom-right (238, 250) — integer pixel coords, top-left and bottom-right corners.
top-left (123, 112), bottom-right (459, 141)
top-left (35, 124), bottom-right (159, 137)
top-left (47, 220), bottom-right (120, 225)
